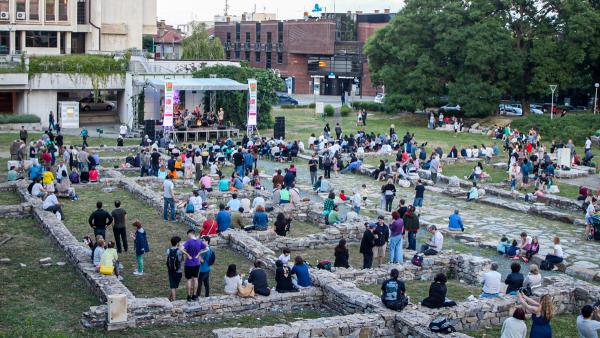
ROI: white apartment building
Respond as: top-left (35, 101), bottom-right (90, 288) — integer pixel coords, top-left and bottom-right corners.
top-left (0, 0), bottom-right (157, 55)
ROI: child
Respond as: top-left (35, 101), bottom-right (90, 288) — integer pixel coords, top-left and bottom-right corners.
top-left (506, 239), bottom-right (519, 258)
top-left (278, 248), bottom-right (291, 266)
top-left (510, 175), bottom-right (517, 192)
top-left (497, 235), bottom-right (510, 255)
top-left (523, 237), bottom-right (539, 263)
top-left (339, 190), bottom-right (348, 202)
top-left (131, 221), bottom-right (149, 276)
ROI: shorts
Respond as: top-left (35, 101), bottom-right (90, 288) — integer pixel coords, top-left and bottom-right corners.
top-left (413, 197), bottom-right (423, 207)
top-left (184, 265), bottom-right (200, 279)
top-left (373, 244), bottom-right (387, 258)
top-left (168, 271), bottom-right (183, 289)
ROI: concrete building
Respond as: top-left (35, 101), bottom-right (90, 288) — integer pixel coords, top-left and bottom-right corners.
top-left (212, 10), bottom-right (393, 96)
top-left (153, 20), bottom-right (183, 60)
top-left (0, 0), bottom-right (157, 55)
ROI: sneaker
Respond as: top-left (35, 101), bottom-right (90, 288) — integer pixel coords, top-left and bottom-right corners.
top-left (187, 296), bottom-right (192, 302)
top-left (133, 271), bottom-right (143, 276)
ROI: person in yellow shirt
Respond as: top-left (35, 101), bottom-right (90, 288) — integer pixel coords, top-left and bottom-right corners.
top-left (42, 168), bottom-right (55, 186)
top-left (99, 241), bottom-right (120, 278)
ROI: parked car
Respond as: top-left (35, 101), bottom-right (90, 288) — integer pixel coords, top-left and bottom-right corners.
top-left (374, 93), bottom-right (385, 104)
top-left (439, 103), bottom-right (461, 113)
top-left (499, 103), bottom-right (522, 116)
top-left (79, 97), bottom-right (116, 111)
top-left (530, 104), bottom-right (544, 115)
top-left (277, 94), bottom-right (298, 106)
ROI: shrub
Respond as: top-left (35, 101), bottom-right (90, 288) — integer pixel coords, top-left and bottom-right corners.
top-left (28, 55), bottom-right (127, 75)
top-left (324, 104), bottom-right (335, 117)
top-left (308, 103), bottom-right (316, 109)
top-left (0, 114), bottom-right (41, 124)
top-left (340, 105), bottom-right (351, 117)
top-left (280, 104), bottom-right (309, 109)
top-left (351, 101), bottom-right (384, 112)
top-left (510, 113), bottom-right (600, 146)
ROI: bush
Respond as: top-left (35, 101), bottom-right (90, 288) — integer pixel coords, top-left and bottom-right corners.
top-left (510, 113), bottom-right (600, 146)
top-left (280, 104), bottom-right (309, 109)
top-left (308, 103), bottom-right (316, 109)
top-left (351, 101), bottom-right (385, 112)
top-left (28, 55), bottom-right (127, 75)
top-left (340, 105), bottom-right (351, 117)
top-left (0, 114), bottom-right (41, 124)
top-left (324, 104), bottom-right (335, 117)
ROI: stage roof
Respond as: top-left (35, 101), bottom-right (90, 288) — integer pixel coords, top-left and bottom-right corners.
top-left (146, 78), bottom-right (248, 91)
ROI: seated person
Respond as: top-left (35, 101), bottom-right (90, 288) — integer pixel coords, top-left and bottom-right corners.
top-left (223, 264), bottom-right (243, 295)
top-left (248, 260), bottom-right (270, 296)
top-left (275, 260), bottom-right (298, 293)
top-left (291, 256), bottom-right (311, 288)
top-left (448, 210), bottom-right (464, 231)
top-left (327, 205), bottom-right (343, 225)
top-left (30, 178), bottom-right (46, 198)
top-left (381, 268), bottom-right (407, 311)
top-left (99, 241), bottom-right (119, 277)
top-left (466, 182), bottom-right (479, 201)
top-left (157, 165), bottom-right (168, 180)
top-left (421, 273), bottom-right (457, 308)
top-left (42, 191), bottom-right (65, 220)
top-left (88, 166), bottom-right (99, 182)
top-left (218, 175), bottom-right (230, 192)
top-left (245, 205), bottom-right (269, 231)
top-left (92, 237), bottom-right (105, 268)
top-left (505, 262), bottom-right (524, 295)
top-left (420, 225), bottom-right (443, 255)
top-left (523, 264), bottom-right (542, 289)
top-left (480, 263), bottom-right (501, 298)
top-left (523, 237), bottom-right (539, 262)
top-left (506, 240), bottom-right (520, 257)
top-left (497, 235), bottom-right (510, 255)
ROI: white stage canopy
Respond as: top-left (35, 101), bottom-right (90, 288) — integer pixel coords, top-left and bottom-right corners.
top-left (146, 78), bottom-right (248, 91)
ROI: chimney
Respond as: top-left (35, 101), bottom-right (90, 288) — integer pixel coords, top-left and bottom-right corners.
top-left (374, 9), bottom-right (380, 14)
top-left (384, 9), bottom-right (390, 13)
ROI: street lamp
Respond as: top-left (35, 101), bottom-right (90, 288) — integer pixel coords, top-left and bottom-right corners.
top-left (549, 85), bottom-right (557, 120)
top-left (594, 83), bottom-right (599, 115)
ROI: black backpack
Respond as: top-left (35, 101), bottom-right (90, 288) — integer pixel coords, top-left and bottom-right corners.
top-left (207, 249), bottom-right (216, 266)
top-left (166, 248), bottom-right (181, 272)
top-left (411, 254), bottom-right (423, 267)
top-left (324, 156), bottom-right (332, 166)
top-left (540, 260), bottom-right (554, 271)
top-left (429, 317), bottom-right (456, 334)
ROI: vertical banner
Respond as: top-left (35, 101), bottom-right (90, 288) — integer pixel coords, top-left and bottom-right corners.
top-left (247, 79), bottom-right (258, 126)
top-left (313, 78), bottom-right (321, 95)
top-left (163, 80), bottom-right (174, 127)
top-left (59, 101), bottom-right (79, 129)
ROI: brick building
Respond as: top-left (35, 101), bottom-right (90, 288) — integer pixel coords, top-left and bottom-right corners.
top-left (213, 11), bottom-right (393, 96)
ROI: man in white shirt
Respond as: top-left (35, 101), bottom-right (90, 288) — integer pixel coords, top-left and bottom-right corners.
top-left (43, 192), bottom-right (64, 220)
top-left (252, 196), bottom-right (266, 210)
top-left (227, 194), bottom-right (241, 211)
top-left (163, 175), bottom-right (177, 221)
top-left (577, 304), bottom-right (600, 338)
top-left (585, 198), bottom-right (597, 239)
top-left (480, 263), bottom-right (501, 298)
top-left (119, 124), bottom-right (128, 138)
top-left (585, 137), bottom-right (592, 152)
top-left (31, 178), bottom-right (46, 198)
top-left (429, 156), bottom-right (440, 184)
top-left (420, 225), bottom-right (443, 255)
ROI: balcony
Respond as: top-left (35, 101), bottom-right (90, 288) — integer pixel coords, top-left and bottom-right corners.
top-left (276, 43), bottom-right (284, 52)
top-left (224, 42), bottom-right (232, 51)
top-left (244, 42), bottom-right (251, 51)
top-left (253, 43), bottom-right (262, 51)
top-left (265, 43), bottom-right (272, 52)
top-left (234, 42), bottom-right (241, 51)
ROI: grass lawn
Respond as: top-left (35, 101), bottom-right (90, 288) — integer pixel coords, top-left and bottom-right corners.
top-left (440, 162), bottom-right (508, 184)
top-left (0, 190), bottom-right (21, 205)
top-left (294, 244), bottom-right (363, 268)
top-left (359, 280), bottom-right (481, 304)
top-left (288, 221), bottom-right (323, 237)
top-left (0, 132), bottom-right (139, 154)
top-left (464, 314), bottom-right (577, 338)
top-left (60, 186), bottom-right (270, 298)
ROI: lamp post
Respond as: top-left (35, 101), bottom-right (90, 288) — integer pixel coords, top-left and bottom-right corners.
top-left (594, 83), bottom-right (599, 115)
top-left (549, 85), bottom-right (557, 120)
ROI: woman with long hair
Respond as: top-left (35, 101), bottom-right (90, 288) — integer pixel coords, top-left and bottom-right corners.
top-left (518, 292), bottom-right (553, 338)
top-left (274, 212), bottom-right (291, 237)
top-left (334, 239), bottom-right (349, 268)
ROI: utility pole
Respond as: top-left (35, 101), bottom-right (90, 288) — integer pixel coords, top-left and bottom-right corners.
top-left (549, 85), bottom-right (557, 120)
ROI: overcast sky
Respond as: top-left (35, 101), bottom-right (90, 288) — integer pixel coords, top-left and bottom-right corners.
top-left (157, 0), bottom-right (404, 25)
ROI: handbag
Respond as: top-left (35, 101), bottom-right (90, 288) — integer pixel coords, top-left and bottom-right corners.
top-left (99, 265), bottom-right (114, 275)
top-left (237, 283), bottom-right (255, 298)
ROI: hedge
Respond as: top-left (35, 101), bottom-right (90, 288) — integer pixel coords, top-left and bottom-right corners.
top-left (28, 55), bottom-right (127, 75)
top-left (0, 114), bottom-right (41, 124)
top-left (351, 101), bottom-right (385, 112)
top-left (324, 104), bottom-right (335, 117)
top-left (510, 113), bottom-right (600, 146)
top-left (280, 104), bottom-right (310, 109)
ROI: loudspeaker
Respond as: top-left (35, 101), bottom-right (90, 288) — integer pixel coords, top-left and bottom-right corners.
top-left (274, 116), bottom-right (285, 139)
top-left (144, 120), bottom-right (156, 140)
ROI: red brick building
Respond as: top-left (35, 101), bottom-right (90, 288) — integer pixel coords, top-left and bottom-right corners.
top-left (213, 11), bottom-right (393, 96)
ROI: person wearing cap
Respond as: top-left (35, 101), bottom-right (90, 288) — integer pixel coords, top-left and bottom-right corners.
top-left (373, 215), bottom-right (390, 266)
top-left (360, 223), bottom-right (377, 269)
top-left (420, 225), bottom-right (443, 256)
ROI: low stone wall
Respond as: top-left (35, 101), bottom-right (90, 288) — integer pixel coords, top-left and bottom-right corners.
top-left (0, 202), bottom-right (33, 218)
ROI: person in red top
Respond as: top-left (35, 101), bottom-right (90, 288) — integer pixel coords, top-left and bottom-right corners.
top-left (339, 190), bottom-right (348, 201)
top-left (200, 214), bottom-right (218, 236)
top-left (526, 142), bottom-right (532, 155)
top-left (41, 150), bottom-right (52, 166)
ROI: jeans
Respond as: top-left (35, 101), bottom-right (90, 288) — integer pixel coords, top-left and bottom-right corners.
top-left (362, 253), bottom-right (373, 269)
top-left (113, 227), bottom-right (128, 253)
top-left (385, 195), bottom-right (394, 212)
top-left (324, 167), bottom-right (331, 178)
top-left (82, 136), bottom-right (89, 147)
top-left (353, 206), bottom-right (360, 214)
top-left (151, 163), bottom-right (159, 176)
top-left (196, 271), bottom-right (210, 297)
top-left (235, 165), bottom-right (244, 178)
top-left (430, 172), bottom-right (438, 184)
top-left (44, 205), bottom-right (64, 221)
top-left (163, 197), bottom-right (176, 221)
top-left (136, 255), bottom-right (144, 272)
top-left (407, 232), bottom-right (417, 251)
top-left (140, 165), bottom-right (148, 177)
top-left (310, 171), bottom-right (317, 185)
top-left (545, 254), bottom-right (563, 265)
top-left (195, 163), bottom-right (203, 181)
top-left (94, 227), bottom-right (106, 240)
top-left (413, 197), bottom-right (423, 207)
top-left (389, 235), bottom-right (403, 263)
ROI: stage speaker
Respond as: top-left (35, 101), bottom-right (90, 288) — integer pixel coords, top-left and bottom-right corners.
top-left (144, 120), bottom-right (156, 140)
top-left (274, 117), bottom-right (285, 139)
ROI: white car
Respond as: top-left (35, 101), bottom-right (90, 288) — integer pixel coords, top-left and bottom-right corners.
top-left (530, 105), bottom-right (544, 115)
top-left (374, 93), bottom-right (385, 104)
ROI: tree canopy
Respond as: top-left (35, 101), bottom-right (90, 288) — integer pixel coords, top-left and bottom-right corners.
top-left (181, 23), bottom-right (225, 60)
top-left (365, 0), bottom-right (600, 116)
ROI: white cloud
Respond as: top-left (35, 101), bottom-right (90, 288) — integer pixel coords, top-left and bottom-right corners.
top-left (157, 0), bottom-right (404, 25)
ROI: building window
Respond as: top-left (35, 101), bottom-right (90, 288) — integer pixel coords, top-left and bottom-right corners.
top-left (226, 32), bottom-right (231, 42)
top-left (245, 51), bottom-right (250, 61)
top-left (76, 0), bottom-right (85, 24)
top-left (235, 23), bottom-right (240, 41)
top-left (58, 0), bottom-right (68, 21)
top-left (16, 0), bottom-right (25, 15)
top-left (266, 52), bottom-right (271, 69)
top-left (277, 52), bottom-right (283, 64)
top-left (0, 0), bottom-right (8, 14)
top-left (235, 50), bottom-right (240, 59)
top-left (29, 0), bottom-right (40, 20)
top-left (255, 51), bottom-right (260, 62)
top-left (0, 31), bottom-right (8, 54)
top-left (226, 50), bottom-right (230, 59)
top-left (277, 22), bottom-right (283, 43)
top-left (45, 0), bottom-right (55, 21)
top-left (256, 22), bottom-right (261, 43)
top-left (266, 32), bottom-right (272, 43)
top-left (26, 31), bottom-right (58, 48)
top-left (245, 32), bottom-right (250, 42)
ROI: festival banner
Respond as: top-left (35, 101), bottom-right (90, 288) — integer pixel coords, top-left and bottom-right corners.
top-left (163, 80), bottom-right (174, 127)
top-left (248, 79), bottom-right (258, 126)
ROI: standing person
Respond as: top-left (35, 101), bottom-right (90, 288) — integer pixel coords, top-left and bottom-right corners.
top-left (362, 110), bottom-right (367, 126)
top-left (585, 198), bottom-right (597, 240)
top-left (88, 201), bottom-right (113, 239)
top-left (232, 147), bottom-right (244, 178)
top-left (429, 155), bottom-right (440, 184)
top-left (196, 236), bottom-right (213, 298)
top-left (334, 123), bottom-right (342, 140)
top-left (403, 205), bottom-right (419, 251)
top-left (19, 126), bottom-right (28, 143)
top-left (181, 230), bottom-right (207, 302)
top-left (577, 305), bottom-right (600, 338)
top-left (413, 180), bottom-right (425, 213)
top-left (309, 155), bottom-right (318, 186)
top-left (359, 223), bottom-right (377, 269)
top-left (373, 216), bottom-right (390, 266)
top-left (166, 236), bottom-right (184, 301)
top-left (389, 211), bottom-right (404, 264)
top-left (163, 175), bottom-right (177, 222)
top-left (48, 110), bottom-right (55, 131)
top-left (518, 292), bottom-right (553, 338)
top-left (382, 179), bottom-right (396, 212)
top-left (140, 149), bottom-right (151, 177)
top-left (131, 221), bottom-right (149, 276)
top-left (323, 154), bottom-right (332, 179)
top-left (80, 128), bottom-right (89, 147)
top-left (500, 308), bottom-right (527, 338)
top-left (150, 148), bottom-right (161, 176)
top-left (334, 239), bottom-right (350, 268)
top-left (381, 268), bottom-right (407, 310)
top-left (352, 190), bottom-right (363, 215)
top-left (111, 200), bottom-right (128, 253)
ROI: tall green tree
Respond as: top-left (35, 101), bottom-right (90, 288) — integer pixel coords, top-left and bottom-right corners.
top-left (181, 23), bottom-right (225, 60)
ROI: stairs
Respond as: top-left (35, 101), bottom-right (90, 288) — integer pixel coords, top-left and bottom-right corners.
top-left (79, 111), bottom-right (120, 125)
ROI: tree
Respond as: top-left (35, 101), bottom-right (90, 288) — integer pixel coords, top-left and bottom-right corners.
top-left (193, 65), bottom-right (284, 129)
top-left (181, 23), bottom-right (225, 60)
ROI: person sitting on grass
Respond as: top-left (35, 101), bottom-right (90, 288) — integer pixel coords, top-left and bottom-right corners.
top-left (501, 307), bottom-right (527, 338)
top-left (577, 304), bottom-right (600, 338)
top-left (89, 166), bottom-right (99, 182)
top-left (507, 239), bottom-right (520, 258)
top-left (420, 273), bottom-right (457, 308)
top-left (497, 235), bottom-right (510, 255)
top-left (381, 268), bottom-right (407, 311)
top-left (505, 262), bottom-right (525, 295)
top-left (327, 205), bottom-right (343, 225)
top-left (523, 236), bottom-right (540, 263)
top-left (92, 237), bottom-right (105, 269)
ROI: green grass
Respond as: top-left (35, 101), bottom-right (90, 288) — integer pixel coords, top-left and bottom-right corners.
top-left (464, 314), bottom-right (577, 338)
top-left (440, 162), bottom-right (508, 184)
top-left (359, 280), bottom-right (481, 303)
top-left (288, 221), bottom-right (323, 237)
top-left (60, 186), bottom-right (270, 298)
top-left (553, 181), bottom-right (581, 200)
top-left (0, 190), bottom-right (20, 205)
top-left (294, 244), bottom-right (363, 268)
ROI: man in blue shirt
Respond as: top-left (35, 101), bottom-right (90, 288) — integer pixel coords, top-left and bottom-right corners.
top-left (448, 210), bottom-right (464, 232)
top-left (216, 204), bottom-right (231, 232)
top-left (196, 236), bottom-right (213, 298)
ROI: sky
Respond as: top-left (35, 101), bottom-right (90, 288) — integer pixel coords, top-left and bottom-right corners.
top-left (157, 0), bottom-right (405, 25)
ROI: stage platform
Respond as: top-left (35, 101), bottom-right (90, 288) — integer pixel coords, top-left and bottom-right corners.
top-left (172, 127), bottom-right (240, 142)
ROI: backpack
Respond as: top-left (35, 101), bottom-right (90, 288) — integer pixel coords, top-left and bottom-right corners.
top-left (316, 260), bottom-right (332, 271)
top-left (429, 317), bottom-right (456, 334)
top-left (166, 248), bottom-right (181, 272)
top-left (540, 260), bottom-right (554, 271)
top-left (186, 202), bottom-right (195, 213)
top-left (207, 249), bottom-right (216, 266)
top-left (411, 254), bottom-right (423, 267)
top-left (324, 156), bottom-right (332, 167)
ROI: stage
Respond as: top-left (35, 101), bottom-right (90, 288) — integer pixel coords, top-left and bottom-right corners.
top-left (172, 127), bottom-right (240, 142)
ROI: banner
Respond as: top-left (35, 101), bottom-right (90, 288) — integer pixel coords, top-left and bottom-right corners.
top-left (163, 80), bottom-right (174, 127)
top-left (248, 79), bottom-right (258, 126)
top-left (59, 101), bottom-right (79, 129)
